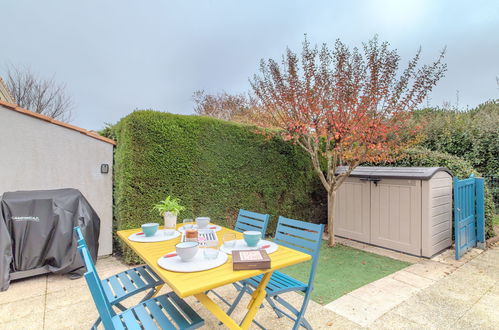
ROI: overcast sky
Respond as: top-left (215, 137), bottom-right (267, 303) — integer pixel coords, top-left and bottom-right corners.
top-left (2, 0), bottom-right (498, 129)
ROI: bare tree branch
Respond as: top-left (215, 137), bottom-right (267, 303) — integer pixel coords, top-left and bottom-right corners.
top-left (5, 64), bottom-right (74, 122)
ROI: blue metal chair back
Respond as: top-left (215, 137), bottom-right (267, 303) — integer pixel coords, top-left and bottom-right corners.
top-left (274, 216), bottom-right (323, 287)
top-left (234, 209), bottom-right (270, 236)
top-left (74, 226), bottom-right (86, 246)
top-left (74, 227), bottom-right (116, 329)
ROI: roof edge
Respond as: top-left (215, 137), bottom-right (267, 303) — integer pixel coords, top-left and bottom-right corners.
top-left (337, 166), bottom-right (453, 180)
top-left (0, 99), bottom-right (115, 145)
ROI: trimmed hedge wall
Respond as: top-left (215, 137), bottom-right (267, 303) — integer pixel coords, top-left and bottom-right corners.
top-left (111, 111), bottom-right (325, 263)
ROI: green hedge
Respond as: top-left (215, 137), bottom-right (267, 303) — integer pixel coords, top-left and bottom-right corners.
top-left (414, 102), bottom-right (499, 177)
top-left (110, 111), bottom-right (325, 263)
top-left (372, 147), bottom-right (495, 238)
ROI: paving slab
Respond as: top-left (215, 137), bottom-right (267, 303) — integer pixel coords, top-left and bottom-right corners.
top-left (349, 276), bottom-right (418, 307)
top-left (403, 259), bottom-right (456, 281)
top-left (432, 271), bottom-right (495, 303)
top-left (0, 274), bottom-right (47, 304)
top-left (325, 293), bottom-right (388, 327)
top-left (0, 309), bottom-right (45, 330)
top-left (390, 291), bottom-right (469, 328)
top-left (453, 293), bottom-right (499, 329)
top-left (380, 247), bottom-right (499, 329)
top-left (0, 294), bottom-right (45, 324)
top-left (390, 270), bottom-right (436, 289)
top-left (368, 311), bottom-right (425, 330)
top-left (431, 247), bottom-right (483, 267)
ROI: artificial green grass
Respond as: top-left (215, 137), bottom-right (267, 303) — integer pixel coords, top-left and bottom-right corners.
top-left (280, 242), bottom-right (411, 305)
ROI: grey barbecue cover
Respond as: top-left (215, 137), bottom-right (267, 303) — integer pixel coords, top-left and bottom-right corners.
top-left (0, 188), bottom-right (100, 291)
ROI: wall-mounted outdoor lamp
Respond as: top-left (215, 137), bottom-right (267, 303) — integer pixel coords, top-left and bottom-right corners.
top-left (101, 164), bottom-right (109, 174)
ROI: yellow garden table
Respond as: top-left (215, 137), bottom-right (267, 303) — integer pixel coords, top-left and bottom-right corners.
top-left (117, 224), bottom-right (311, 329)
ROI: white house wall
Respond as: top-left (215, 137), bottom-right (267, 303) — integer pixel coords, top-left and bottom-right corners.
top-left (0, 105), bottom-right (113, 255)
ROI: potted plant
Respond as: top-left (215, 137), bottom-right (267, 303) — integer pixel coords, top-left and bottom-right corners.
top-left (153, 196), bottom-right (185, 229)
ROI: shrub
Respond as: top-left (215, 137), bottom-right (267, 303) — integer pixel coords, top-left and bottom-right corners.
top-left (110, 110), bottom-right (325, 263)
top-left (373, 147), bottom-right (495, 238)
top-left (414, 101), bottom-right (499, 178)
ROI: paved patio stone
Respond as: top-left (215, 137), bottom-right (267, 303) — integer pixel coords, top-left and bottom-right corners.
top-left (390, 270), bottom-right (436, 289)
top-left (0, 275), bottom-right (47, 304)
top-left (453, 293), bottom-right (499, 329)
top-left (0, 294), bottom-right (45, 324)
top-left (368, 311), bottom-right (425, 330)
top-left (431, 247), bottom-right (483, 267)
top-left (349, 278), bottom-right (413, 306)
top-left (403, 259), bottom-right (456, 281)
top-left (0, 310), bottom-right (45, 330)
top-left (324, 293), bottom-right (388, 327)
top-left (390, 293), bottom-right (468, 328)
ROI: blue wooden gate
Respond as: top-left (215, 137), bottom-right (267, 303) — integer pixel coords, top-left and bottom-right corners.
top-left (453, 175), bottom-right (485, 260)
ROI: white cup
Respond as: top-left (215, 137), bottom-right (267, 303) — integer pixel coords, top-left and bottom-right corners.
top-left (196, 217), bottom-right (210, 229)
top-left (176, 241), bottom-right (199, 261)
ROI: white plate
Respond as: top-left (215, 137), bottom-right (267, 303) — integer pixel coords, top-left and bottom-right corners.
top-left (178, 224), bottom-right (222, 232)
top-left (128, 230), bottom-right (181, 243)
top-left (219, 239), bottom-right (278, 255)
top-left (157, 249), bottom-right (228, 272)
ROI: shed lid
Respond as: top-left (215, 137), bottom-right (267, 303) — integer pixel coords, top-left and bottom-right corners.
top-left (336, 166), bottom-right (453, 180)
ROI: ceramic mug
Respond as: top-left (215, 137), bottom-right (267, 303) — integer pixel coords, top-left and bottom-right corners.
top-left (243, 231), bottom-right (261, 247)
top-left (141, 223), bottom-right (159, 237)
top-left (195, 217), bottom-right (210, 229)
top-left (176, 241), bottom-right (199, 261)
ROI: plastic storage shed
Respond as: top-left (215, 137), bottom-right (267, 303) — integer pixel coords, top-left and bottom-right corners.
top-left (334, 166), bottom-right (453, 257)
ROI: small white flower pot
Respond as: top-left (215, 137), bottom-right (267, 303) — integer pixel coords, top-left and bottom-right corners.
top-left (163, 212), bottom-right (177, 229)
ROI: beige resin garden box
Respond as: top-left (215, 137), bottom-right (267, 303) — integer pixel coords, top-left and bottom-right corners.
top-left (334, 166), bottom-right (453, 257)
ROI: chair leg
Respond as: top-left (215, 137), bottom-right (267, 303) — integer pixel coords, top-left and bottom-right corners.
top-left (91, 317), bottom-right (101, 329)
top-left (226, 284), bottom-right (249, 317)
top-left (274, 294), bottom-right (312, 330)
top-left (232, 282), bottom-right (243, 291)
top-left (207, 289), bottom-right (233, 307)
top-left (292, 291), bottom-right (313, 330)
top-left (300, 317), bottom-right (313, 330)
top-left (266, 296), bottom-right (284, 318)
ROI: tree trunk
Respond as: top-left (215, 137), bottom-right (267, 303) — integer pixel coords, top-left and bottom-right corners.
top-left (327, 189), bottom-right (337, 247)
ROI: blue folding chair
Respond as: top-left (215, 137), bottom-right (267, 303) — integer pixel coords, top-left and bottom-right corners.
top-left (208, 209), bottom-right (270, 306)
top-left (74, 227), bottom-right (166, 328)
top-left (75, 227), bottom-right (204, 330)
top-left (233, 209), bottom-right (270, 235)
top-left (227, 216), bottom-right (324, 330)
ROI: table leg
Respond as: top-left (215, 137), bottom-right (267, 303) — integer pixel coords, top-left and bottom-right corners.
top-left (194, 271), bottom-right (273, 330)
top-left (194, 293), bottom-right (242, 330)
top-left (240, 271), bottom-right (273, 329)
top-left (151, 284), bottom-right (164, 298)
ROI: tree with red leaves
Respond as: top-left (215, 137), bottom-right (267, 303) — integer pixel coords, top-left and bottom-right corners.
top-left (249, 36), bottom-right (447, 246)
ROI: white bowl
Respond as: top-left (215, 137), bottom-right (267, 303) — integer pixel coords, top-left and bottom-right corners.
top-left (176, 241), bottom-right (199, 261)
top-left (196, 217), bottom-right (210, 229)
